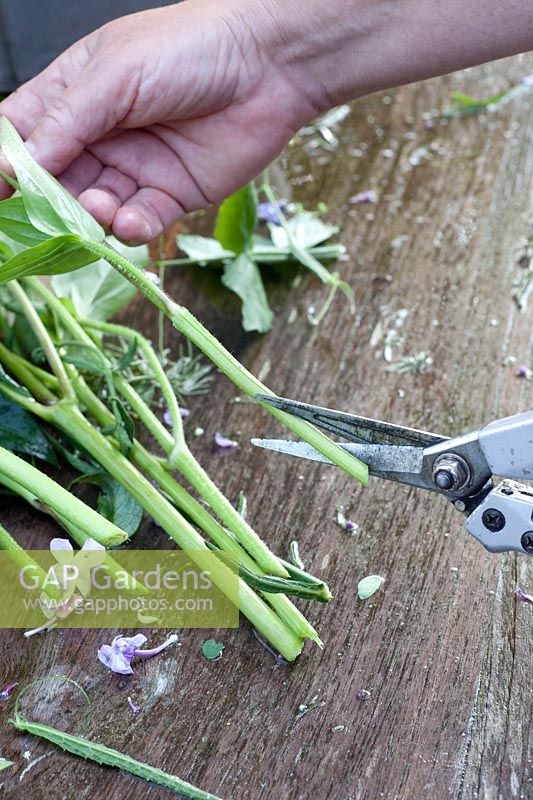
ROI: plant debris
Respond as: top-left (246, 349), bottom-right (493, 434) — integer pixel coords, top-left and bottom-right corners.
top-left (295, 693), bottom-right (325, 721)
top-left (357, 575), bottom-right (385, 600)
top-left (516, 587), bottom-right (533, 604)
top-left (201, 639), bottom-right (225, 661)
top-left (335, 507), bottom-right (359, 534)
top-left (97, 633), bottom-right (178, 675)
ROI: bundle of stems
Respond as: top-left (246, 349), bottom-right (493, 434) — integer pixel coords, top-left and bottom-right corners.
top-left (0, 278), bottom-right (331, 660)
top-left (0, 119), bottom-right (369, 659)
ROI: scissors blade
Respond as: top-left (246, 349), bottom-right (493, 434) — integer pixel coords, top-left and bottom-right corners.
top-left (251, 438), bottom-right (438, 491)
top-left (256, 394), bottom-right (446, 447)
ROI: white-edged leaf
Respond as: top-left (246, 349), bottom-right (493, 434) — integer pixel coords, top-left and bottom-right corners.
top-left (0, 117), bottom-right (104, 241)
top-left (177, 234), bottom-right (235, 262)
top-left (357, 575), bottom-right (385, 600)
top-left (0, 757), bottom-right (14, 773)
top-left (221, 253), bottom-right (273, 333)
top-left (269, 213), bottom-right (338, 250)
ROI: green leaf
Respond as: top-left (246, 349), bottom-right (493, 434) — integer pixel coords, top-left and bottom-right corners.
top-left (78, 472), bottom-right (143, 537)
top-left (201, 639), bottom-right (224, 661)
top-left (52, 258), bottom-right (137, 322)
top-left (61, 343), bottom-right (110, 375)
top-left (0, 195), bottom-right (50, 246)
top-left (0, 234), bottom-right (99, 284)
top-left (221, 253), bottom-right (274, 333)
top-left (113, 338), bottom-right (137, 373)
top-left (269, 213), bottom-right (338, 250)
top-left (102, 396), bottom-right (135, 455)
top-left (357, 575), bottom-right (385, 600)
top-left (0, 758), bottom-right (14, 773)
top-left (215, 183), bottom-right (257, 254)
top-left (0, 395), bottom-right (56, 462)
top-left (177, 234), bottom-right (235, 263)
top-left (0, 117), bottom-right (105, 241)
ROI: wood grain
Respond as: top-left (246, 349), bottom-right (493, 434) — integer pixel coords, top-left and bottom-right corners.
top-left (0, 55), bottom-right (532, 800)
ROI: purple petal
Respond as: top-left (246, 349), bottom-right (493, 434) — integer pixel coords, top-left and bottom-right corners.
top-left (215, 432), bottom-right (238, 449)
top-left (164, 408), bottom-right (190, 427)
top-left (0, 682), bottom-right (18, 701)
top-left (258, 201), bottom-right (286, 225)
top-left (516, 586), bottom-right (533, 603)
top-left (521, 75), bottom-right (533, 86)
top-left (517, 366), bottom-right (532, 379)
top-left (114, 633), bottom-right (148, 655)
top-left (97, 644), bottom-right (134, 675)
top-left (127, 696), bottom-right (141, 714)
top-left (349, 190), bottom-right (377, 205)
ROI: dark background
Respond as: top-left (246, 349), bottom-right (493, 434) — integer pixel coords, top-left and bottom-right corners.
top-left (0, 1), bottom-right (176, 92)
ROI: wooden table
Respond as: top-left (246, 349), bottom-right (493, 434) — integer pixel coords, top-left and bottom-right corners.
top-left (0, 54), bottom-right (532, 800)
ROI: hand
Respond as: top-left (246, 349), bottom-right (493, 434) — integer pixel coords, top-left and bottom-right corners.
top-left (1, 0), bottom-right (530, 244)
top-left (0, 1), bottom-right (317, 243)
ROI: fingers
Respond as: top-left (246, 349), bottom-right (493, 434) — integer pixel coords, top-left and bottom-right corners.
top-left (78, 167), bottom-right (138, 229)
top-left (111, 187), bottom-right (185, 243)
top-left (23, 71), bottom-right (122, 176)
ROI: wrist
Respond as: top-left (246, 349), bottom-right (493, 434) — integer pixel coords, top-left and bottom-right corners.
top-left (235, 0), bottom-right (533, 116)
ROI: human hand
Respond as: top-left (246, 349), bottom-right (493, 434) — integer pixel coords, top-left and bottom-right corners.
top-left (1, 0), bottom-right (530, 244)
top-left (0, 0), bottom-right (317, 243)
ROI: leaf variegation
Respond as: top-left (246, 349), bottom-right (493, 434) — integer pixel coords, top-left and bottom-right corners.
top-left (215, 183), bottom-right (258, 254)
top-left (222, 253), bottom-right (274, 333)
top-left (0, 117), bottom-right (105, 241)
top-left (0, 235), bottom-right (99, 284)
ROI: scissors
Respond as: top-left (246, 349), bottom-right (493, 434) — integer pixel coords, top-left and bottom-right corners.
top-left (252, 395), bottom-right (533, 556)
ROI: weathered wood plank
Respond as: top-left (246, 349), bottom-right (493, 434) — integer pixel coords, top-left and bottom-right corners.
top-left (0, 54), bottom-right (532, 800)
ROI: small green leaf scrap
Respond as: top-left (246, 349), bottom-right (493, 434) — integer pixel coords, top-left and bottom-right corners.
top-left (201, 639), bottom-right (225, 661)
top-left (357, 575), bottom-right (385, 600)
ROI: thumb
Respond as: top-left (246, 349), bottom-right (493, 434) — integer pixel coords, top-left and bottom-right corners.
top-left (26, 73), bottom-right (120, 175)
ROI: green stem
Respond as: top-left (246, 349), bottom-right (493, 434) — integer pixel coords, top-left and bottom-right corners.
top-left (81, 317), bottom-right (185, 451)
top-left (0, 341), bottom-right (57, 404)
top-left (85, 240), bottom-right (368, 485)
top-left (155, 244), bottom-right (343, 268)
top-left (0, 445), bottom-right (128, 547)
top-left (8, 280), bottom-right (74, 401)
top-left (47, 403), bottom-right (304, 660)
top-left (70, 374), bottom-right (322, 644)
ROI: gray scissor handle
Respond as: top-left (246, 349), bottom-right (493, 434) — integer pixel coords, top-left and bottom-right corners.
top-left (478, 411), bottom-right (533, 480)
top-left (465, 480), bottom-right (533, 554)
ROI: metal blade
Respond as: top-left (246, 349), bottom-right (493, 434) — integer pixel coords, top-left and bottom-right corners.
top-left (251, 438), bottom-right (438, 491)
top-left (256, 394), bottom-right (446, 447)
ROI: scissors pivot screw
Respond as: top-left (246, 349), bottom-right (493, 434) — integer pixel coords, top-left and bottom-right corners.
top-left (432, 454), bottom-right (470, 493)
top-left (521, 532), bottom-right (533, 554)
